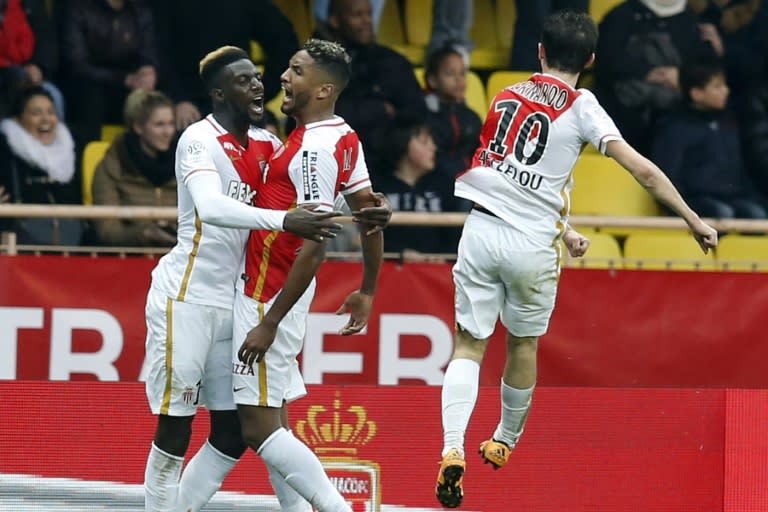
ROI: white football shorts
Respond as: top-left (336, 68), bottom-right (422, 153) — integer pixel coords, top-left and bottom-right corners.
top-left (453, 210), bottom-right (561, 339)
top-left (144, 286), bottom-right (235, 416)
top-left (232, 279), bottom-right (316, 408)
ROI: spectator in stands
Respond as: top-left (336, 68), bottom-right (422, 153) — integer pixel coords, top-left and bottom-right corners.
top-left (61, 0), bottom-right (157, 146)
top-left (688, 0), bottom-right (768, 98)
top-left (738, 79), bottom-right (768, 197)
top-left (326, 0), bottom-right (426, 167)
top-left (427, 0), bottom-right (474, 64)
top-left (373, 120), bottom-right (461, 258)
top-left (0, 86), bottom-right (81, 244)
top-left (510, 0), bottom-right (589, 71)
top-left (424, 45), bottom-right (482, 181)
top-left (22, 0), bottom-right (65, 119)
top-left (651, 59), bottom-right (767, 218)
top-left (594, 0), bottom-right (722, 155)
top-left (152, 0), bottom-right (298, 131)
top-left (313, 0), bottom-right (385, 39)
top-left (91, 89), bottom-right (177, 247)
top-left (0, 0), bottom-right (34, 118)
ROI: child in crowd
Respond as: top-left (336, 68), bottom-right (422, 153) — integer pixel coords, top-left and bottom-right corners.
top-left (373, 120), bottom-right (462, 259)
top-left (651, 59), bottom-right (766, 218)
top-left (423, 44), bottom-right (482, 180)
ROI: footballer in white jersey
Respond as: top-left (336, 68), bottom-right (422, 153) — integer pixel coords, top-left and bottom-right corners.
top-left (457, 73), bottom-right (622, 247)
top-left (436, 11), bottom-right (717, 509)
top-left (145, 115), bottom-right (281, 418)
top-left (150, 115), bottom-right (282, 310)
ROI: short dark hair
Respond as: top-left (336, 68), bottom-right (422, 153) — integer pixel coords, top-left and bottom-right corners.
top-left (541, 9), bottom-right (597, 74)
top-left (199, 45), bottom-right (251, 91)
top-left (425, 44), bottom-right (464, 81)
top-left (303, 38), bottom-right (351, 90)
top-left (378, 120), bottom-right (431, 173)
top-left (11, 86), bottom-right (55, 118)
top-left (680, 59), bottom-right (724, 101)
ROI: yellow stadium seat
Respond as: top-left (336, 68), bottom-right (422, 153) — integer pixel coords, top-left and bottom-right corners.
top-left (717, 235), bottom-right (768, 272)
top-left (82, 141), bottom-right (111, 206)
top-left (469, 0), bottom-right (508, 69)
top-left (414, 67), bottom-right (487, 121)
top-left (562, 232), bottom-right (623, 269)
top-left (570, 153), bottom-right (661, 217)
top-left (100, 124), bottom-right (123, 142)
top-left (496, 0), bottom-right (516, 52)
top-left (486, 70), bottom-right (535, 102)
top-left (589, 0), bottom-right (624, 24)
top-left (623, 233), bottom-right (716, 271)
top-left (274, 0), bottom-right (313, 42)
top-left (404, 0), bottom-right (432, 47)
top-left (250, 40), bottom-right (265, 64)
top-left (377, 0), bottom-right (405, 47)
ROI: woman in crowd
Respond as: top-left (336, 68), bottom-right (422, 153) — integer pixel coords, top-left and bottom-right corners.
top-left (0, 86), bottom-right (80, 244)
top-left (91, 88), bottom-right (177, 246)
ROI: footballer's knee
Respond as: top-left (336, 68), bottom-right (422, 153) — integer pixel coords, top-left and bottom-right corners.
top-left (506, 333), bottom-right (539, 355)
top-left (237, 405), bottom-right (283, 451)
top-left (209, 410), bottom-right (247, 459)
top-left (452, 324), bottom-right (489, 363)
top-left (154, 414), bottom-right (194, 456)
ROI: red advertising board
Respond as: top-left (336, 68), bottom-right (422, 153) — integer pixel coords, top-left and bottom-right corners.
top-left (1, 255), bottom-right (766, 387)
top-left (0, 381), bottom-right (733, 511)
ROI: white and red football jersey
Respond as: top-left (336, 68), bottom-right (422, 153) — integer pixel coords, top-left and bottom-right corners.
top-left (456, 73), bottom-right (623, 246)
top-left (241, 116), bottom-right (371, 302)
top-left (151, 115), bottom-right (281, 309)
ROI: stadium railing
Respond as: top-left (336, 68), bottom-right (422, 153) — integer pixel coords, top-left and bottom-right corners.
top-left (2, 205), bottom-right (768, 268)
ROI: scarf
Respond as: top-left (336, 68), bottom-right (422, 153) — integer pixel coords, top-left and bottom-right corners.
top-left (0, 118), bottom-right (75, 183)
top-left (639, 0), bottom-right (687, 17)
top-left (123, 131), bottom-right (176, 187)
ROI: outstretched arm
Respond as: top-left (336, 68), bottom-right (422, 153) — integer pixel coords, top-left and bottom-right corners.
top-left (186, 172), bottom-right (341, 241)
top-left (606, 140), bottom-right (718, 253)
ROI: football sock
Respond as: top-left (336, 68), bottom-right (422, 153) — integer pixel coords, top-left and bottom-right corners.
top-left (267, 460), bottom-right (313, 512)
top-left (258, 428), bottom-right (351, 512)
top-left (144, 442), bottom-right (183, 512)
top-left (493, 380), bottom-right (534, 447)
top-left (176, 440), bottom-right (238, 512)
top-left (441, 358), bottom-right (480, 457)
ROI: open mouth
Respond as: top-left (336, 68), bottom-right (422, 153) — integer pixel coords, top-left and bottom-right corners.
top-left (249, 96), bottom-right (264, 114)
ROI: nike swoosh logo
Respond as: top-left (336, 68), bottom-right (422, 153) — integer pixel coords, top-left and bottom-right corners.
top-left (233, 386), bottom-right (246, 392)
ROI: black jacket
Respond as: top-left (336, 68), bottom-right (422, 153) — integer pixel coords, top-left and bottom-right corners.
top-left (336, 43), bottom-right (426, 164)
top-left (152, 0), bottom-right (298, 109)
top-left (61, 0), bottom-right (156, 86)
top-left (651, 106), bottom-right (752, 199)
top-left (424, 94), bottom-right (482, 177)
top-left (372, 170), bottom-right (460, 254)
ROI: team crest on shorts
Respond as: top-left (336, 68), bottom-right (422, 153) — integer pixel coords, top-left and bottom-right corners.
top-left (295, 392), bottom-right (381, 511)
top-left (181, 383), bottom-right (199, 406)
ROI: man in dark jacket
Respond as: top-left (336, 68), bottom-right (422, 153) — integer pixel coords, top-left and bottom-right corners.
top-left (60, 0), bottom-right (157, 145)
top-left (594, 0), bottom-right (721, 154)
top-left (325, 0), bottom-right (426, 168)
top-left (152, 0), bottom-right (298, 130)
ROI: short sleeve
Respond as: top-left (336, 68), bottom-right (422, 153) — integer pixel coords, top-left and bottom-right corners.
top-left (340, 140), bottom-right (372, 196)
top-left (577, 90), bottom-right (623, 154)
top-left (177, 128), bottom-right (217, 184)
top-left (287, 148), bottom-right (340, 212)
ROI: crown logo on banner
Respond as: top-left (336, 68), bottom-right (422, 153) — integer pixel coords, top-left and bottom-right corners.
top-left (295, 391), bottom-right (377, 455)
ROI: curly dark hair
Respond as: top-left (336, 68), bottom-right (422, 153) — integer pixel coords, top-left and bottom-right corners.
top-left (303, 38), bottom-right (352, 89)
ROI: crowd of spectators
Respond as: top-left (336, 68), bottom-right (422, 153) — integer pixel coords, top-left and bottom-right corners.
top-left (1, 0), bottom-right (768, 253)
